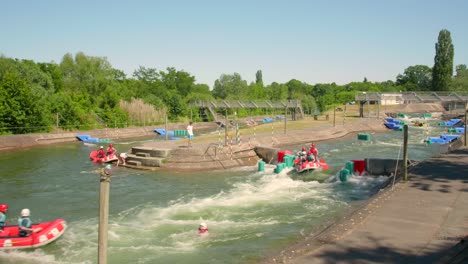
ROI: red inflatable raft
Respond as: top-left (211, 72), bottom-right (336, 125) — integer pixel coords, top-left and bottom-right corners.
top-left (295, 158), bottom-right (329, 173)
top-left (0, 218), bottom-right (67, 249)
top-left (89, 150), bottom-right (118, 163)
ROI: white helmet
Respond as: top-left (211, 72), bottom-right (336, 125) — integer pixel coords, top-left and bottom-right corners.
top-left (21, 208), bottom-right (30, 217)
top-left (199, 222), bottom-right (207, 229)
top-left (105, 165), bottom-right (112, 170)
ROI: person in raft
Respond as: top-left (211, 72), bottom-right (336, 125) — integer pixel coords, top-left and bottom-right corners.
top-left (97, 146), bottom-right (106, 159)
top-left (198, 222), bottom-right (208, 234)
top-left (18, 208), bottom-right (42, 237)
top-left (308, 143), bottom-right (319, 161)
top-left (0, 204), bottom-right (8, 235)
top-left (296, 147), bottom-right (307, 164)
top-left (187, 121), bottom-right (194, 148)
top-left (106, 143), bottom-right (116, 156)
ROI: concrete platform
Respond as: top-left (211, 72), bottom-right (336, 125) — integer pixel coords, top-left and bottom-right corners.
top-left (268, 147), bottom-right (468, 264)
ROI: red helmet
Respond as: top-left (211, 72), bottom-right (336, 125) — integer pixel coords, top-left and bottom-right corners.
top-left (311, 143), bottom-right (316, 148)
top-left (301, 147), bottom-right (306, 151)
top-left (0, 204), bottom-right (8, 213)
top-left (109, 143), bottom-right (113, 147)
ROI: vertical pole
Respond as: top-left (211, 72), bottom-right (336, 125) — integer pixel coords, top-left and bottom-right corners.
top-left (56, 112), bottom-right (59, 129)
top-left (403, 124), bottom-right (408, 181)
top-left (271, 121), bottom-right (274, 146)
top-left (225, 110), bottom-right (228, 146)
top-left (165, 114), bottom-right (168, 141)
top-left (235, 111), bottom-right (239, 144)
top-left (98, 170), bottom-right (111, 264)
top-left (284, 106), bottom-right (287, 135)
top-left (333, 107), bottom-right (336, 127)
top-left (377, 100), bottom-right (380, 119)
top-left (465, 102), bottom-right (467, 147)
top-left (367, 94), bottom-right (370, 118)
top-left (343, 105), bottom-right (346, 125)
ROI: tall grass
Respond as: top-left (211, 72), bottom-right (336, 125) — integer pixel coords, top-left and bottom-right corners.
top-left (120, 98), bottom-right (167, 125)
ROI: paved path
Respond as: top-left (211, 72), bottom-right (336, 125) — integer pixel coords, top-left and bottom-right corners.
top-left (272, 147), bottom-right (468, 264)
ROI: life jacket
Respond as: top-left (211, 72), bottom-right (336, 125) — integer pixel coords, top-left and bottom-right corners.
top-left (198, 228), bottom-right (209, 234)
top-left (18, 217), bottom-right (32, 237)
top-left (310, 148), bottom-right (318, 155)
top-left (106, 147), bottom-right (115, 155)
top-left (97, 149), bottom-right (106, 158)
top-left (0, 213), bottom-right (5, 229)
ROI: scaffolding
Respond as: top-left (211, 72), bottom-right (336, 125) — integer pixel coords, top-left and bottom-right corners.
top-left (189, 100), bottom-right (304, 124)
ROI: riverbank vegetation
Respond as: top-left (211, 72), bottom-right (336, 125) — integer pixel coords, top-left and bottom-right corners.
top-left (0, 29), bottom-right (466, 135)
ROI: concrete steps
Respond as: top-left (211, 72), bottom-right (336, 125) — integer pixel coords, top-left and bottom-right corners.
top-left (125, 147), bottom-right (171, 167)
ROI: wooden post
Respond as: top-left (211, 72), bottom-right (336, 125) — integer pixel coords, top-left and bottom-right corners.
top-left (403, 124), bottom-right (408, 181)
top-left (98, 168), bottom-right (111, 264)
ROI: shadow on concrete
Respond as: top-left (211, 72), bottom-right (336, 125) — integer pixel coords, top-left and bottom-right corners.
top-left (312, 234), bottom-right (467, 264)
top-left (407, 148), bottom-right (468, 193)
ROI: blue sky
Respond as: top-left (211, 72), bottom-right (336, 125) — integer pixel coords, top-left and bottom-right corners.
top-left (2, 0), bottom-right (467, 87)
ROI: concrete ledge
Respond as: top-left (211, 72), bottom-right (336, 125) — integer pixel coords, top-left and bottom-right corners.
top-left (130, 147), bottom-right (171, 158)
top-left (366, 158), bottom-right (411, 176)
top-left (126, 154), bottom-right (164, 167)
top-left (255, 145), bottom-right (280, 164)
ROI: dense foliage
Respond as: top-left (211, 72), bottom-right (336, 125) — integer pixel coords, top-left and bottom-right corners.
top-left (0, 30), bottom-right (467, 134)
top-left (432, 29), bottom-right (454, 91)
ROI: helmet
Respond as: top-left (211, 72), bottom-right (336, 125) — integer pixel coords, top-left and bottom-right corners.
top-left (21, 208), bottom-right (30, 217)
top-left (105, 165), bottom-right (112, 170)
top-left (109, 143), bottom-right (113, 147)
top-left (199, 222), bottom-right (207, 229)
top-left (301, 147), bottom-right (306, 151)
top-left (100, 146), bottom-right (104, 149)
top-left (0, 204), bottom-right (8, 213)
top-left (311, 143), bottom-right (316, 148)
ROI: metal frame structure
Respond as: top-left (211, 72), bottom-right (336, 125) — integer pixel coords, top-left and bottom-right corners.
top-left (189, 100), bottom-right (304, 123)
top-left (355, 91), bottom-right (468, 103)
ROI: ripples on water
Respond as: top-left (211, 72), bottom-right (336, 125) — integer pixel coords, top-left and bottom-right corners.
top-left (0, 120), bottom-right (451, 263)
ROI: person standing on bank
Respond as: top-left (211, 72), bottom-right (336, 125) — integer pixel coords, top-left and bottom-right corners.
top-left (187, 121), bottom-right (194, 148)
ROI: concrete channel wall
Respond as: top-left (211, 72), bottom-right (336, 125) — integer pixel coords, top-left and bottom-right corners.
top-left (0, 127), bottom-right (157, 151)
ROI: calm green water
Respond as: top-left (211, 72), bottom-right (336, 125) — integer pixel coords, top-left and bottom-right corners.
top-left (0, 119), bottom-right (450, 263)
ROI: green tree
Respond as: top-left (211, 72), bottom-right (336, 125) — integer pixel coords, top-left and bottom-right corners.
top-left (212, 73), bottom-right (248, 99)
top-left (455, 64), bottom-right (467, 77)
top-left (266, 82), bottom-right (288, 100)
top-left (432, 29), bottom-right (454, 91)
top-left (396, 65), bottom-right (432, 91)
top-left (255, 70), bottom-right (263, 87)
top-left (451, 64), bottom-right (468, 91)
top-left (0, 72), bottom-right (47, 133)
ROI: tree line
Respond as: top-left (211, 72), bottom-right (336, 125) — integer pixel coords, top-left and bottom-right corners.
top-left (0, 29), bottom-right (467, 134)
